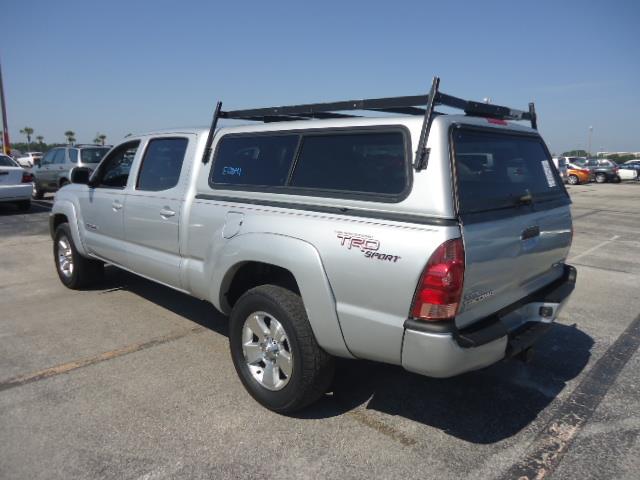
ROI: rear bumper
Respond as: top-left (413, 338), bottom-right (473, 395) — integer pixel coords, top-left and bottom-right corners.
top-left (401, 264), bottom-right (577, 378)
top-left (0, 184), bottom-right (32, 202)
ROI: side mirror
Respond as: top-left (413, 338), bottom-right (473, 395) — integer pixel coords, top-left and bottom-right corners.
top-left (70, 167), bottom-right (91, 185)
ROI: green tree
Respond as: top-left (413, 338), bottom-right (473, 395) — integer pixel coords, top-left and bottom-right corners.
top-left (36, 135), bottom-right (44, 145)
top-left (64, 130), bottom-right (75, 145)
top-left (561, 149), bottom-right (588, 157)
top-left (93, 133), bottom-right (107, 145)
top-left (20, 127), bottom-right (34, 150)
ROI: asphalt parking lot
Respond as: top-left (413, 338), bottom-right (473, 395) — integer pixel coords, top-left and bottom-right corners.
top-left (1, 183), bottom-right (640, 480)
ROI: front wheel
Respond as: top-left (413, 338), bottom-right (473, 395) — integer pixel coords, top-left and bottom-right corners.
top-left (612, 175), bottom-right (621, 183)
top-left (54, 223), bottom-right (104, 289)
top-left (595, 173), bottom-right (607, 183)
top-left (568, 174), bottom-right (579, 185)
top-left (229, 285), bottom-right (335, 413)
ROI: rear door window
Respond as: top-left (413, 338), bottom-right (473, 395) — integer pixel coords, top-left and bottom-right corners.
top-left (453, 128), bottom-right (567, 214)
top-left (137, 138), bottom-right (188, 191)
top-left (211, 134), bottom-right (299, 186)
top-left (290, 131), bottom-right (407, 195)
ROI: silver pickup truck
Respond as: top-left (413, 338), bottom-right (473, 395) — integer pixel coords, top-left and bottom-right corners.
top-left (50, 78), bottom-right (576, 413)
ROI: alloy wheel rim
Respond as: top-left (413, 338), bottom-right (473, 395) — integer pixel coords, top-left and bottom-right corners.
top-left (57, 236), bottom-right (74, 278)
top-left (241, 311), bottom-right (293, 391)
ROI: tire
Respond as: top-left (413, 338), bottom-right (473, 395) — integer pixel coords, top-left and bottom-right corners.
top-left (568, 174), bottom-right (579, 185)
top-left (53, 223), bottom-right (104, 289)
top-left (229, 285), bottom-right (335, 413)
top-left (16, 200), bottom-right (31, 212)
top-left (595, 173), bottom-right (607, 183)
top-left (612, 175), bottom-right (621, 184)
top-left (32, 180), bottom-right (44, 199)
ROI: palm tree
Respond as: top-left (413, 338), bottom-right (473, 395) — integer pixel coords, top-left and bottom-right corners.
top-left (93, 133), bottom-right (107, 145)
top-left (20, 127), bottom-right (34, 150)
top-left (36, 135), bottom-right (44, 145)
top-left (64, 130), bottom-right (75, 145)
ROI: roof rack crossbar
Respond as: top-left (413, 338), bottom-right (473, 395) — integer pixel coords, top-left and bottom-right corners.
top-left (202, 77), bottom-right (538, 166)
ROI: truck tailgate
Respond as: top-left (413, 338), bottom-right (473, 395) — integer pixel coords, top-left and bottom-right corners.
top-left (451, 126), bottom-right (572, 329)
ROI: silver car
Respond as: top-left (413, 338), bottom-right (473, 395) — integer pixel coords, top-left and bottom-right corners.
top-left (32, 145), bottom-right (110, 198)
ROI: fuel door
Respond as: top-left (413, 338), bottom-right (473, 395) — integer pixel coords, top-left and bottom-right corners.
top-left (222, 211), bottom-right (244, 239)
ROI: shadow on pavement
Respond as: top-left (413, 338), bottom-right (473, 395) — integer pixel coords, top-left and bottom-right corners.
top-left (0, 200), bottom-right (52, 216)
top-left (96, 267), bottom-right (593, 444)
top-left (98, 267), bottom-right (229, 337)
top-left (304, 323), bottom-right (593, 444)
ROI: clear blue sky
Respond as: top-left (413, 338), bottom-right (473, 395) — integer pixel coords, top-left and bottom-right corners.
top-left (3, 0), bottom-right (639, 153)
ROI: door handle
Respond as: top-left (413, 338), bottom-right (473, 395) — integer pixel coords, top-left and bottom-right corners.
top-left (112, 201), bottom-right (123, 211)
top-left (160, 207), bottom-right (176, 218)
top-left (521, 226), bottom-right (540, 240)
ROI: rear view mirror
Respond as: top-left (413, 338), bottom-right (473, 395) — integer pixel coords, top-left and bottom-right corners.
top-left (70, 167), bottom-right (91, 185)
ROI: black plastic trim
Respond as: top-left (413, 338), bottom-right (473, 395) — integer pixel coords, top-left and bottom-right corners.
top-left (193, 194), bottom-right (459, 226)
top-left (403, 318), bottom-right (456, 334)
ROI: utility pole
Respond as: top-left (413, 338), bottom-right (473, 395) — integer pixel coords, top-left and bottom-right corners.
top-left (588, 126), bottom-right (593, 158)
top-left (0, 59), bottom-right (10, 155)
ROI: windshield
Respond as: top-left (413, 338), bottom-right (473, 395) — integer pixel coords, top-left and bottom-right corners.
top-left (80, 147), bottom-right (110, 163)
top-left (453, 129), bottom-right (566, 214)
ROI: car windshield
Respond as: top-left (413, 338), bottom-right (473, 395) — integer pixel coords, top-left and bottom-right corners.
top-left (80, 147), bottom-right (110, 163)
top-left (0, 156), bottom-right (17, 167)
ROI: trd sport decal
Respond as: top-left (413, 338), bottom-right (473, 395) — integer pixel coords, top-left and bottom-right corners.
top-left (336, 231), bottom-right (401, 263)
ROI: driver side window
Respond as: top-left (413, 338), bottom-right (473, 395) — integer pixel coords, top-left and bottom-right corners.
top-left (95, 141), bottom-right (140, 189)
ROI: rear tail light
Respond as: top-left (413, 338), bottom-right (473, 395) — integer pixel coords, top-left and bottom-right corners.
top-left (410, 238), bottom-right (465, 321)
top-left (21, 172), bottom-right (33, 183)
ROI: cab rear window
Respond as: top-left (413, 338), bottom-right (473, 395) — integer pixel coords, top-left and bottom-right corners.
top-left (453, 128), bottom-right (566, 214)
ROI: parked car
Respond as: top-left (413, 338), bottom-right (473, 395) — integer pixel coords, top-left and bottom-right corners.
top-left (0, 154), bottom-right (32, 211)
top-left (572, 158), bottom-right (620, 183)
top-left (15, 152), bottom-right (43, 168)
top-left (623, 159), bottom-right (640, 166)
top-left (618, 164), bottom-right (640, 181)
top-left (32, 145), bottom-right (111, 199)
top-left (566, 163), bottom-right (592, 184)
top-left (50, 79), bottom-right (575, 413)
top-left (552, 157), bottom-right (569, 183)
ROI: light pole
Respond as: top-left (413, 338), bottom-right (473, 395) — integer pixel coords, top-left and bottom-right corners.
top-left (0, 58), bottom-right (10, 155)
top-left (588, 126), bottom-right (593, 158)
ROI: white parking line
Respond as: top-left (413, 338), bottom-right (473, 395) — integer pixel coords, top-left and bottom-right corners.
top-left (569, 235), bottom-right (620, 262)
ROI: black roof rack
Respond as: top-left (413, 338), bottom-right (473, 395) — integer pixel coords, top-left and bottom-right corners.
top-left (201, 76), bottom-right (537, 171)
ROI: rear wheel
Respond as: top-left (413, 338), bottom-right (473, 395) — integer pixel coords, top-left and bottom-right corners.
top-left (568, 174), bottom-right (579, 185)
top-left (229, 285), bottom-right (335, 413)
top-left (32, 180), bottom-right (44, 199)
top-left (595, 172), bottom-right (607, 183)
top-left (54, 223), bottom-right (104, 289)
